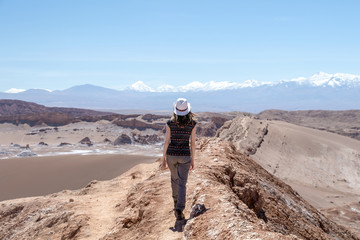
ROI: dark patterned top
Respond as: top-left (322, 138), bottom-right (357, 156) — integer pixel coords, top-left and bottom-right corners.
top-left (166, 119), bottom-right (197, 156)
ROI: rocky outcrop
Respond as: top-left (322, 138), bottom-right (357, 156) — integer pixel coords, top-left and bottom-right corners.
top-left (79, 137), bottom-right (93, 146)
top-left (1, 139), bottom-right (357, 240)
top-left (216, 116), bottom-right (268, 155)
top-left (132, 133), bottom-right (160, 144)
top-left (113, 134), bottom-right (132, 145)
top-left (58, 142), bottom-right (72, 147)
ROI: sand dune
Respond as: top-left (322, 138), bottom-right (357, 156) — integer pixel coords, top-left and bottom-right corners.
top-left (252, 120), bottom-right (360, 204)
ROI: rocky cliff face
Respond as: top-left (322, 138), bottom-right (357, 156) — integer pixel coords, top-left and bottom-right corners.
top-left (0, 139), bottom-right (357, 240)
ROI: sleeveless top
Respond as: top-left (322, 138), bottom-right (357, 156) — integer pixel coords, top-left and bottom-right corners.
top-left (166, 119), bottom-right (197, 156)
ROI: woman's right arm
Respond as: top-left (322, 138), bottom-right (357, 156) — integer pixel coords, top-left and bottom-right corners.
top-left (161, 125), bottom-right (170, 170)
top-left (190, 125), bottom-right (196, 170)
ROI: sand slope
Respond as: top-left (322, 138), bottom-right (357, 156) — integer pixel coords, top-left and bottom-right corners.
top-left (252, 120), bottom-right (360, 201)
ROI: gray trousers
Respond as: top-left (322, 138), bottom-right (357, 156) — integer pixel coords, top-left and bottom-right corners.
top-left (166, 155), bottom-right (191, 211)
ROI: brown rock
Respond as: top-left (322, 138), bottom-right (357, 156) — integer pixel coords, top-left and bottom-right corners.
top-left (113, 134), bottom-right (132, 145)
top-left (38, 142), bottom-right (48, 146)
top-left (132, 133), bottom-right (160, 144)
top-left (189, 203), bottom-right (207, 219)
top-left (58, 142), bottom-right (72, 147)
top-left (79, 137), bottom-right (93, 146)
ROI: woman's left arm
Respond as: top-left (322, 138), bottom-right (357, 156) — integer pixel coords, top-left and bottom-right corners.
top-left (190, 125), bottom-right (197, 170)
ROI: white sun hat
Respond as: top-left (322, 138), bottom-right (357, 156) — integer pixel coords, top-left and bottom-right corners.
top-left (173, 98), bottom-right (191, 116)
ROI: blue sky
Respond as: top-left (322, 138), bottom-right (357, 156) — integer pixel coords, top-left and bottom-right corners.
top-left (0, 0), bottom-right (359, 91)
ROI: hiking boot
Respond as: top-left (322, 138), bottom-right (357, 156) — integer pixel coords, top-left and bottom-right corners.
top-left (174, 209), bottom-right (185, 220)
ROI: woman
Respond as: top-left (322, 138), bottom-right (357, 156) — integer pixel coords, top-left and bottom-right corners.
top-left (161, 98), bottom-right (197, 220)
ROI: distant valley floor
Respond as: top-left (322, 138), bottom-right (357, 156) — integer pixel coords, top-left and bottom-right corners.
top-left (0, 153), bottom-right (157, 202)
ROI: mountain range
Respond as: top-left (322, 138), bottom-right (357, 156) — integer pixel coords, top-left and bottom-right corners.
top-left (1, 72), bottom-right (360, 112)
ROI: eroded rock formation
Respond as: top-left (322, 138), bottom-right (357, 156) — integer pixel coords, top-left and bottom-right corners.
top-left (216, 116), bottom-right (269, 155)
top-left (79, 137), bottom-right (93, 146)
top-left (113, 134), bottom-right (132, 145)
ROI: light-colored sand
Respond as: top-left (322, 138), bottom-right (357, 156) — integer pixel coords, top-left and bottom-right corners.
top-left (0, 154), bottom-right (157, 201)
top-left (252, 120), bottom-right (360, 209)
top-left (285, 180), bottom-right (360, 209)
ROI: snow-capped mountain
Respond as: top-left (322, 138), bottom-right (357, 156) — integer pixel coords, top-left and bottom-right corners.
top-left (129, 79), bottom-right (269, 92)
top-left (127, 72), bottom-right (360, 93)
top-left (1, 72), bottom-right (359, 112)
top-left (5, 88), bottom-right (26, 94)
top-left (281, 72), bottom-right (360, 88)
top-left (129, 81), bottom-right (155, 92)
